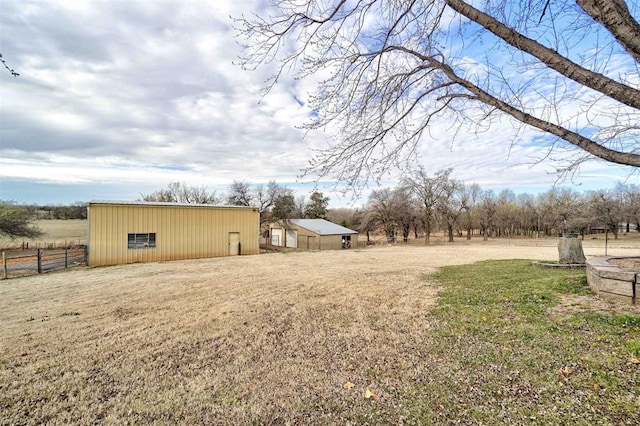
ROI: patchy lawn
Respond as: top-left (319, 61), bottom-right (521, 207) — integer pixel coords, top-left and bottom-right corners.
top-left (0, 245), bottom-right (638, 424)
top-left (421, 260), bottom-right (639, 424)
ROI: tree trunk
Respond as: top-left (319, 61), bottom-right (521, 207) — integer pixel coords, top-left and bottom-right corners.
top-left (557, 235), bottom-right (586, 264)
top-left (424, 222), bottom-right (431, 245)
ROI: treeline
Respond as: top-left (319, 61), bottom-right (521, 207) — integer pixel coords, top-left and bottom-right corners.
top-left (141, 175), bottom-right (640, 243)
top-left (1, 203), bottom-right (88, 220)
top-left (0, 201), bottom-right (87, 240)
top-left (35, 203), bottom-right (87, 220)
top-left (347, 168), bottom-right (640, 243)
top-left (140, 181), bottom-right (330, 227)
top-left (4, 172), bottom-right (635, 242)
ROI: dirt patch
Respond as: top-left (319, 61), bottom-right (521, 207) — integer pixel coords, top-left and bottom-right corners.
top-left (551, 294), bottom-right (640, 318)
top-left (608, 257), bottom-right (640, 272)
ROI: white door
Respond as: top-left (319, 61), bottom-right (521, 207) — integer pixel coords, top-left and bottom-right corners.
top-left (271, 228), bottom-right (283, 246)
top-left (286, 229), bottom-right (298, 248)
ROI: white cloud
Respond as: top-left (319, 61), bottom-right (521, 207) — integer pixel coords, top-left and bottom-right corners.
top-left (0, 0), bottom-right (636, 207)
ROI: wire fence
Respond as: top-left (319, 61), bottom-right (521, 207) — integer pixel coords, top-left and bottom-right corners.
top-left (2, 247), bottom-right (87, 279)
top-left (0, 239), bottom-right (86, 250)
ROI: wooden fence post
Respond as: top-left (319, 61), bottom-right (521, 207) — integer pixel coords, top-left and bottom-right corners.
top-left (37, 249), bottom-right (42, 274)
top-left (2, 252), bottom-right (7, 279)
top-left (65, 248), bottom-right (68, 269)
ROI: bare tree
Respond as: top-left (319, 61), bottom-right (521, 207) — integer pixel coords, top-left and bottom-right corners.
top-left (326, 207), bottom-right (358, 229)
top-left (140, 182), bottom-right (220, 204)
top-left (403, 167), bottom-right (452, 244)
top-left (516, 194), bottom-right (539, 238)
top-left (359, 209), bottom-right (378, 245)
top-left (619, 183), bottom-right (640, 232)
top-left (254, 181), bottom-right (293, 226)
top-left (535, 188), bottom-right (586, 236)
top-left (255, 181), bottom-right (291, 210)
top-left (366, 188), bottom-right (399, 243)
top-left (238, 0), bottom-right (639, 191)
top-left (494, 189), bottom-right (519, 237)
top-left (227, 180), bottom-right (253, 206)
top-left (588, 189), bottom-right (626, 239)
top-left (437, 176), bottom-right (465, 243)
top-left (479, 190), bottom-right (497, 241)
top-left (392, 186), bottom-right (416, 243)
top-left (460, 183), bottom-right (482, 240)
top-left (293, 195), bottom-right (307, 219)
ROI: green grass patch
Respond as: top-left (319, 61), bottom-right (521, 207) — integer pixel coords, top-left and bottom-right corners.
top-left (410, 260), bottom-right (640, 424)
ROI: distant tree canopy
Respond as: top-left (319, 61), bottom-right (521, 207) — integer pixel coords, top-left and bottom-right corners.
top-left (13, 176), bottom-right (637, 244)
top-left (227, 180), bottom-right (253, 207)
top-left (139, 182), bottom-right (220, 204)
top-left (141, 180), bottom-right (294, 226)
top-left (359, 170), bottom-right (640, 243)
top-left (0, 201), bottom-right (42, 239)
top-left (37, 203), bottom-right (87, 220)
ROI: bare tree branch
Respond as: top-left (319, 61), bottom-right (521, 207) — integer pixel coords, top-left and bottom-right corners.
top-left (237, 0), bottom-right (640, 191)
top-left (0, 53), bottom-right (19, 77)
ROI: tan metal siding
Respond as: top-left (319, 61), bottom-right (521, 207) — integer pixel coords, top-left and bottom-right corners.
top-left (88, 203), bottom-right (259, 266)
top-left (295, 226), bottom-right (318, 250)
top-left (319, 235), bottom-right (341, 250)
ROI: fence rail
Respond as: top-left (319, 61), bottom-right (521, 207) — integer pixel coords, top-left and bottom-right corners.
top-left (0, 239), bottom-right (86, 251)
top-left (2, 248), bottom-right (87, 279)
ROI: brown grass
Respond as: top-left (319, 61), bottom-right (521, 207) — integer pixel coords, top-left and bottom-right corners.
top-left (0, 219), bottom-right (87, 249)
top-left (1, 241), bottom-right (638, 424)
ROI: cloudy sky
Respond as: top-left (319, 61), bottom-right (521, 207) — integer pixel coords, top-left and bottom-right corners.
top-left (0, 0), bottom-right (637, 208)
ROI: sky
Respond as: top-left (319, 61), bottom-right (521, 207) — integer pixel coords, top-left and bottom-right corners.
top-left (0, 0), bottom-right (637, 209)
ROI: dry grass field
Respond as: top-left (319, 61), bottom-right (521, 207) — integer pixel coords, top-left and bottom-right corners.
top-left (0, 219), bottom-right (87, 249)
top-left (1, 240), bottom-right (639, 424)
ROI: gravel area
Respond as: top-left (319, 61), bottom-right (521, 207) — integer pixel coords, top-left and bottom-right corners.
top-left (608, 257), bottom-right (640, 272)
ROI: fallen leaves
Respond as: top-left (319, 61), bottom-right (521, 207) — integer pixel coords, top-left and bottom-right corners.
top-left (631, 358), bottom-right (640, 365)
top-left (341, 382), bottom-right (379, 400)
top-left (557, 366), bottom-right (575, 377)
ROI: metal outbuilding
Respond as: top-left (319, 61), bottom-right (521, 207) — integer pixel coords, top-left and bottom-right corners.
top-left (269, 218), bottom-right (358, 250)
top-left (88, 201), bottom-right (259, 266)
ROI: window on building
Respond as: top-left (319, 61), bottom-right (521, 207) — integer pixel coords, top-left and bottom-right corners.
top-left (128, 233), bottom-right (156, 249)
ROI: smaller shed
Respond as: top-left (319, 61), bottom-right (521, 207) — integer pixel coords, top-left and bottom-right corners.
top-left (269, 219), bottom-right (358, 250)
